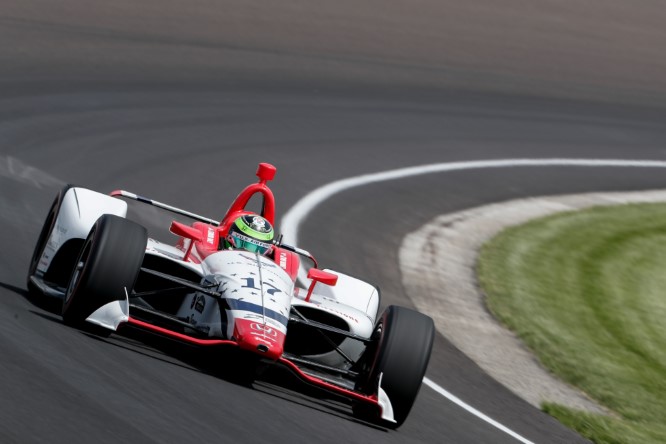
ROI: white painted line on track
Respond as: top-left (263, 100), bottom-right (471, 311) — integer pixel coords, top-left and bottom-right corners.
top-left (423, 377), bottom-right (535, 444)
top-left (281, 158), bottom-right (666, 246)
top-left (280, 158), bottom-right (666, 443)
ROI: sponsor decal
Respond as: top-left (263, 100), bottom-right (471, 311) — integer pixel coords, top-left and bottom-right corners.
top-left (279, 252), bottom-right (287, 269)
top-left (250, 332), bottom-right (276, 343)
top-left (229, 311), bottom-right (286, 331)
top-left (250, 322), bottom-right (278, 338)
top-left (207, 227), bottom-right (215, 244)
top-left (238, 253), bottom-right (258, 263)
top-left (249, 216), bottom-right (267, 231)
top-left (323, 307), bottom-right (359, 324)
top-left (191, 294), bottom-right (206, 313)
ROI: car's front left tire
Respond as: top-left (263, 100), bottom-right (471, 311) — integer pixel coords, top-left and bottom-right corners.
top-left (62, 214), bottom-right (147, 330)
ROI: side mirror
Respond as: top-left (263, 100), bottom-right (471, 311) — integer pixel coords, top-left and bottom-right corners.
top-left (305, 269), bottom-right (338, 302)
top-left (170, 221), bottom-right (204, 242)
top-left (170, 221), bottom-right (203, 261)
top-left (307, 268), bottom-right (338, 286)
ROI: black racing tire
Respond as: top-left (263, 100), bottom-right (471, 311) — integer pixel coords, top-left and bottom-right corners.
top-left (354, 305), bottom-right (435, 428)
top-left (62, 214), bottom-right (147, 330)
top-left (27, 184), bottom-right (73, 292)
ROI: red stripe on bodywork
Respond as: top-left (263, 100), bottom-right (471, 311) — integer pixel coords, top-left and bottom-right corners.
top-left (278, 357), bottom-right (381, 409)
top-left (124, 317), bottom-right (381, 414)
top-left (273, 247), bottom-right (300, 282)
top-left (126, 317), bottom-right (238, 346)
top-left (233, 318), bottom-right (285, 360)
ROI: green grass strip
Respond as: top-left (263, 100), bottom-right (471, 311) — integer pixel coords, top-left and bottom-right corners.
top-left (477, 203), bottom-right (666, 444)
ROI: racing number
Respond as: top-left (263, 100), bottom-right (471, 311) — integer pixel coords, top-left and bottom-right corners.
top-left (241, 277), bottom-right (282, 295)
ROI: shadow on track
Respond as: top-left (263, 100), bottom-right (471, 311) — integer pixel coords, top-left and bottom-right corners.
top-left (8, 278), bottom-right (382, 431)
top-left (0, 280), bottom-right (66, 315)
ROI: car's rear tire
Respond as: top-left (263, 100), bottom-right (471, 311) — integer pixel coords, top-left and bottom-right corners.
top-left (62, 214), bottom-right (147, 331)
top-left (27, 184), bottom-right (73, 292)
top-left (354, 305), bottom-right (435, 428)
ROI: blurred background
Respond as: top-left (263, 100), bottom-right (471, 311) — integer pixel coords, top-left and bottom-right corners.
top-left (1, 1), bottom-right (665, 443)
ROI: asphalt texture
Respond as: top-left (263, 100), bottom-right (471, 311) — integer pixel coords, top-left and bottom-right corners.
top-left (2, 1), bottom-right (666, 443)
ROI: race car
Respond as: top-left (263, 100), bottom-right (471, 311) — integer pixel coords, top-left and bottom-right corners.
top-left (26, 162), bottom-right (435, 428)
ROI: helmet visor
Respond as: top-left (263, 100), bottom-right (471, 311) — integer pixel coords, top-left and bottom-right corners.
top-left (228, 232), bottom-right (274, 256)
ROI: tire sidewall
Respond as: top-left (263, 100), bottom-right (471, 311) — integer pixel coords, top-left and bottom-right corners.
top-left (359, 305), bottom-right (435, 427)
top-left (27, 184), bottom-right (73, 287)
top-left (62, 214), bottom-right (146, 326)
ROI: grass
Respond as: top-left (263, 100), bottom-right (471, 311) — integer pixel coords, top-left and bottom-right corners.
top-left (476, 203), bottom-right (666, 444)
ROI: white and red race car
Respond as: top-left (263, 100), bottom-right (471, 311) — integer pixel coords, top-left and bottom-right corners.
top-left (27, 162), bottom-right (434, 428)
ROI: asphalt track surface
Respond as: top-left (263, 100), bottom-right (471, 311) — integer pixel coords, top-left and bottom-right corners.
top-left (2, 1), bottom-right (666, 443)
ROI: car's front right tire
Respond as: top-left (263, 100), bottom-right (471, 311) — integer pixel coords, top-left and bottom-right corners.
top-left (27, 184), bottom-right (73, 292)
top-left (354, 305), bottom-right (435, 428)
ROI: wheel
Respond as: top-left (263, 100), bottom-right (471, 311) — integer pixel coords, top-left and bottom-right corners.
top-left (354, 305), bottom-right (435, 428)
top-left (62, 214), bottom-right (147, 329)
top-left (27, 184), bottom-right (73, 291)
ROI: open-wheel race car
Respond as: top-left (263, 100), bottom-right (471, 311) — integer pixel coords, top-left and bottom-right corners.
top-left (26, 162), bottom-right (435, 428)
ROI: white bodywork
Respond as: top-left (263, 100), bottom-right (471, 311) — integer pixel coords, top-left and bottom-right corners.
top-left (176, 250), bottom-right (294, 339)
top-left (302, 269), bottom-right (380, 324)
top-left (28, 184), bottom-right (399, 425)
top-left (292, 272), bottom-right (379, 367)
top-left (86, 294), bottom-right (130, 330)
top-left (139, 242), bottom-right (379, 367)
top-left (34, 186), bottom-right (381, 369)
top-left (36, 187), bottom-right (127, 275)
